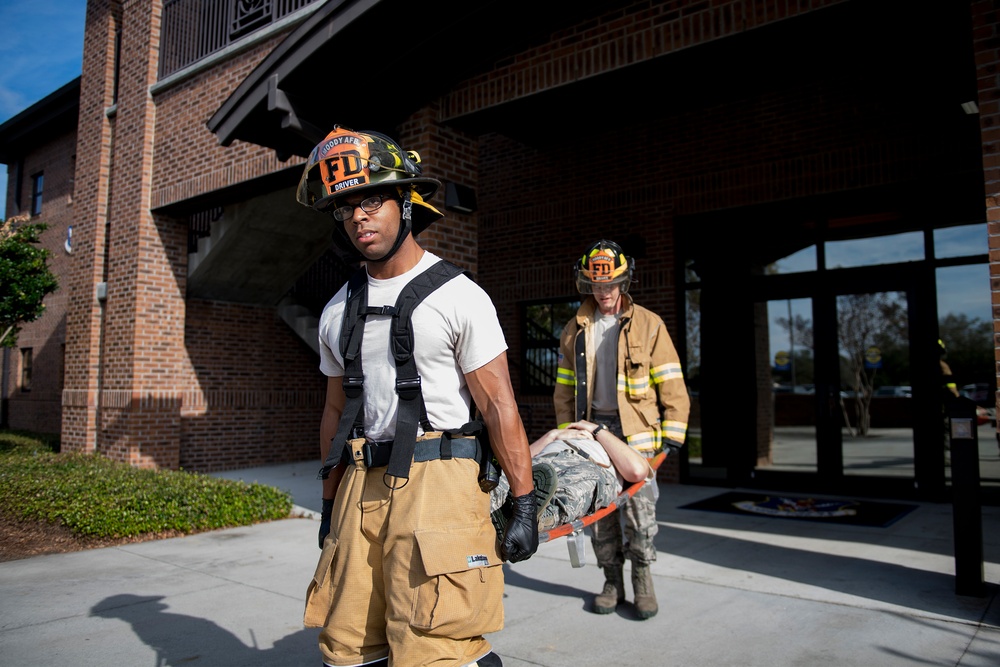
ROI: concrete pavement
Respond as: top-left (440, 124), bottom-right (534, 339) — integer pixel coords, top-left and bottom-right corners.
top-left (0, 459), bottom-right (997, 666)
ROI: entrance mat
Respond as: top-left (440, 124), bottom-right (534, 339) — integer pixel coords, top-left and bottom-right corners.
top-left (678, 492), bottom-right (918, 527)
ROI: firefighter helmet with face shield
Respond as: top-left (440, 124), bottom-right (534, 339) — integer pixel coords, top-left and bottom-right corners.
top-left (296, 126), bottom-right (443, 260)
top-left (575, 240), bottom-right (634, 294)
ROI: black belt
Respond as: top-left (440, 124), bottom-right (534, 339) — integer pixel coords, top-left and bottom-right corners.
top-left (347, 435), bottom-right (481, 469)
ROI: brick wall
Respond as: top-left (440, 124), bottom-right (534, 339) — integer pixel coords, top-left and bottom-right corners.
top-left (62, 0), bottom-right (329, 470)
top-left (179, 299), bottom-right (323, 471)
top-left (150, 33), bottom-right (300, 211)
top-left (61, 0), bottom-right (120, 453)
top-left (972, 1), bottom-right (1000, 427)
top-left (2, 132), bottom-right (76, 436)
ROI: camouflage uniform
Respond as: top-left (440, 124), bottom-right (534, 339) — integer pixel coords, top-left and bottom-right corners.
top-left (491, 439), bottom-right (644, 530)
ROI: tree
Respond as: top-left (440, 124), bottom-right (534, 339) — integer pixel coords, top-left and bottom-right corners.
top-left (938, 312), bottom-right (993, 389)
top-left (0, 216), bottom-right (59, 348)
top-left (837, 291), bottom-right (907, 436)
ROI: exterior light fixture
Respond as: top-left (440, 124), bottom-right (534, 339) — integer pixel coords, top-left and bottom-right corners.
top-left (961, 101), bottom-right (979, 115)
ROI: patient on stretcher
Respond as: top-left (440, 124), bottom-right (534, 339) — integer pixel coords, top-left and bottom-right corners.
top-left (490, 420), bottom-right (653, 532)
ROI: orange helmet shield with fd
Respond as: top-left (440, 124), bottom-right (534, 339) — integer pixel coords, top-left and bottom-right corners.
top-left (296, 125), bottom-right (440, 214)
top-left (318, 133), bottom-right (371, 195)
top-left (575, 240), bottom-right (634, 294)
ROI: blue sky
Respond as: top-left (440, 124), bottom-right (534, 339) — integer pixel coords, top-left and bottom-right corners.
top-left (0, 0), bottom-right (86, 218)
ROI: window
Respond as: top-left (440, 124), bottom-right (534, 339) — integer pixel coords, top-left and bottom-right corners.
top-left (825, 230), bottom-right (924, 268)
top-left (520, 298), bottom-right (580, 394)
top-left (20, 348), bottom-right (33, 392)
top-left (30, 172), bottom-right (43, 216)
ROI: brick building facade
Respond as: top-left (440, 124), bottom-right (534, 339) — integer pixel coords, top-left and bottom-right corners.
top-left (3, 0), bottom-right (999, 501)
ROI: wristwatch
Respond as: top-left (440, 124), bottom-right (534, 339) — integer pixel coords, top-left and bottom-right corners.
top-left (591, 423), bottom-right (606, 437)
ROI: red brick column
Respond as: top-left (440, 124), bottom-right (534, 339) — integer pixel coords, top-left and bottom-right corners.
top-left (61, 0), bottom-right (118, 453)
top-left (971, 1), bottom-right (1000, 430)
top-left (64, 0), bottom-right (188, 469)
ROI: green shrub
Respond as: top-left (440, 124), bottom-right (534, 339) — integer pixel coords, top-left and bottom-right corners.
top-left (0, 429), bottom-right (292, 539)
top-left (0, 428), bottom-right (58, 454)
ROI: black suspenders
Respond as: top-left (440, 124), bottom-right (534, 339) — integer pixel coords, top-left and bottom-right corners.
top-left (319, 260), bottom-right (470, 480)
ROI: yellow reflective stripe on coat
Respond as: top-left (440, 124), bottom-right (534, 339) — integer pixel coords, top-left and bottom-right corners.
top-left (651, 362), bottom-right (684, 384)
top-left (661, 419), bottom-right (688, 441)
top-left (619, 372), bottom-right (649, 396)
top-left (556, 367), bottom-right (576, 386)
top-left (626, 429), bottom-right (661, 454)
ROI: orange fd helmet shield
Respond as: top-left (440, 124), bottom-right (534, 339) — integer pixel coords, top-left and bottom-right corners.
top-left (585, 250), bottom-right (618, 283)
top-left (575, 240), bottom-right (634, 294)
top-left (295, 125), bottom-right (440, 214)
top-left (317, 132), bottom-right (371, 195)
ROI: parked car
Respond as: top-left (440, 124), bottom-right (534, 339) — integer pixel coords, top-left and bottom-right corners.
top-left (873, 385), bottom-right (912, 398)
top-left (975, 405), bottom-right (993, 426)
top-left (960, 383), bottom-right (992, 406)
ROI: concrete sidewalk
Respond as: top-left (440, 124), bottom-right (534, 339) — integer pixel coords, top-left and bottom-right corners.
top-left (0, 460), bottom-right (997, 666)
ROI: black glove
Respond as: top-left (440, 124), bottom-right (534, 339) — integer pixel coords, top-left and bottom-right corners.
top-left (500, 492), bottom-right (538, 563)
top-left (319, 498), bottom-right (334, 549)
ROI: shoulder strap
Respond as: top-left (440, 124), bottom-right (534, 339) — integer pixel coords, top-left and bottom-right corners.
top-left (320, 268), bottom-right (370, 478)
top-left (386, 260), bottom-right (470, 481)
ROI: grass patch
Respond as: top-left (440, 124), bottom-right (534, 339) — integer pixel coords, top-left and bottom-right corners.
top-left (0, 429), bottom-right (292, 539)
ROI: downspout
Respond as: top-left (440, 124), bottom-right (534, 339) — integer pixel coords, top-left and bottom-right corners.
top-left (94, 114), bottom-right (115, 453)
top-left (93, 11), bottom-right (122, 453)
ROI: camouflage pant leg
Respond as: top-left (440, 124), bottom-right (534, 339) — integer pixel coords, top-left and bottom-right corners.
top-left (622, 480), bottom-right (658, 564)
top-left (591, 506), bottom-right (625, 567)
top-left (590, 414), bottom-right (659, 566)
top-left (591, 486), bottom-right (659, 567)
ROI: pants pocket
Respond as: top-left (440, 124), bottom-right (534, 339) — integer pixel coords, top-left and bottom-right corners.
top-left (303, 532), bottom-right (339, 628)
top-left (411, 525), bottom-right (504, 638)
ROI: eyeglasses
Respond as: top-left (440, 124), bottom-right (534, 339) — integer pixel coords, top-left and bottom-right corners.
top-left (332, 193), bottom-right (395, 222)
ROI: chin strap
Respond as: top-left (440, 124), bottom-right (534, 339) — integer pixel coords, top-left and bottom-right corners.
top-left (367, 189), bottom-right (413, 263)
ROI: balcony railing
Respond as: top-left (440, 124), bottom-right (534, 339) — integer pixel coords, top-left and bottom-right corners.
top-left (159, 0), bottom-right (321, 79)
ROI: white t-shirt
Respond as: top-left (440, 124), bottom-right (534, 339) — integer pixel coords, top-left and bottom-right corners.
top-left (318, 252), bottom-right (507, 441)
top-left (590, 311), bottom-right (619, 412)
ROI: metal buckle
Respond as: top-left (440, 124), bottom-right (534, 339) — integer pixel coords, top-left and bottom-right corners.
top-left (395, 376), bottom-right (421, 400)
top-left (343, 375), bottom-right (364, 398)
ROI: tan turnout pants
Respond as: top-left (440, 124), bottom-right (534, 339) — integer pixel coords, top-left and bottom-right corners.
top-left (305, 454), bottom-right (504, 667)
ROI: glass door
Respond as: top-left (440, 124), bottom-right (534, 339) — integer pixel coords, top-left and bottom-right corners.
top-left (834, 289), bottom-right (915, 480)
top-left (764, 297), bottom-right (818, 474)
top-left (754, 270), bottom-right (931, 497)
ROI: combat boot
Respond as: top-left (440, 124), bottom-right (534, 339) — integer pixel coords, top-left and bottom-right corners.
top-left (631, 564), bottom-right (658, 619)
top-left (592, 566), bottom-right (625, 614)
